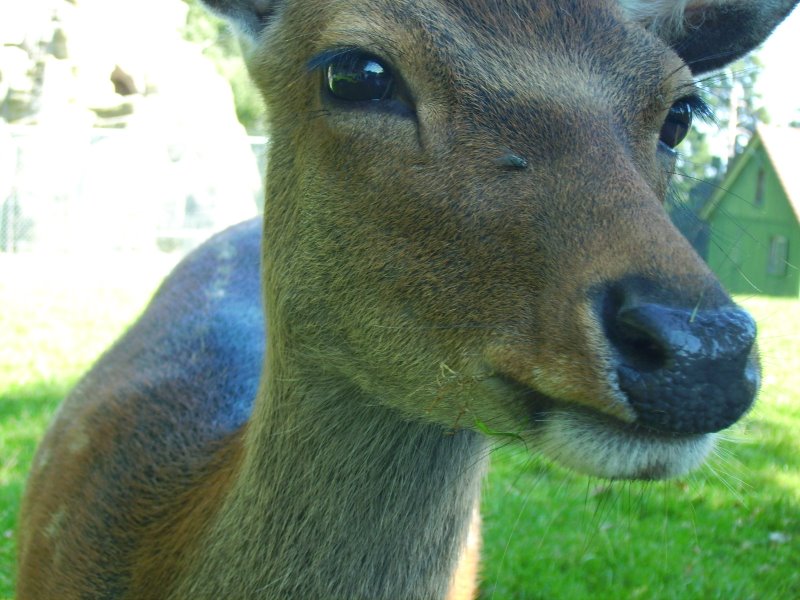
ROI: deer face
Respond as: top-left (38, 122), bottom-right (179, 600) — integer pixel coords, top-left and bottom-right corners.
top-left (205, 0), bottom-right (797, 479)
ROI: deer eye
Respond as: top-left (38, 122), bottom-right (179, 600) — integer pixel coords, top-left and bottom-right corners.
top-left (659, 98), bottom-right (694, 149)
top-left (324, 51), bottom-right (394, 102)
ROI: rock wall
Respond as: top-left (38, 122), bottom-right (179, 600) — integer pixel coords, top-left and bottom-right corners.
top-left (0, 0), bottom-right (262, 254)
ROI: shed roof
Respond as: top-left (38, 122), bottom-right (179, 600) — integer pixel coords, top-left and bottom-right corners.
top-left (702, 126), bottom-right (800, 223)
top-left (758, 126), bottom-right (800, 223)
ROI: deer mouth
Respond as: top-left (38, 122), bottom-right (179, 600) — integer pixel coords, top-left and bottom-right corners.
top-left (489, 376), bottom-right (716, 481)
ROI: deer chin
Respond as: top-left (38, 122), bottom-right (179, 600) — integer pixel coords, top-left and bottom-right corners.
top-left (531, 405), bottom-right (716, 480)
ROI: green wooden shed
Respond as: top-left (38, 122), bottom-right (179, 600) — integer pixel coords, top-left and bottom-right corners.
top-left (700, 126), bottom-right (800, 297)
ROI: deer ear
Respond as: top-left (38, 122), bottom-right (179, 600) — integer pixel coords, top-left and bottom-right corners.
top-left (621, 0), bottom-right (799, 74)
top-left (198, 0), bottom-right (280, 40)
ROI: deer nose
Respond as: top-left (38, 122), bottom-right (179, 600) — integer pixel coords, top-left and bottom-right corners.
top-left (604, 299), bottom-right (759, 434)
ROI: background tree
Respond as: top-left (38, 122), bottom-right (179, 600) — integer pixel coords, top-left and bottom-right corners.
top-left (182, 0), bottom-right (265, 134)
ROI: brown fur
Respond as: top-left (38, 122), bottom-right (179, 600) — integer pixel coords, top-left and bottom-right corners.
top-left (17, 1), bottom-right (798, 598)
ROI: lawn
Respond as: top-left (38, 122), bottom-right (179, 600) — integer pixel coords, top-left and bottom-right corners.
top-left (1, 255), bottom-right (798, 599)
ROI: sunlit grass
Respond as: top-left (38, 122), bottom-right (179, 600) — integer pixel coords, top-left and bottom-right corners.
top-left (1, 256), bottom-right (798, 599)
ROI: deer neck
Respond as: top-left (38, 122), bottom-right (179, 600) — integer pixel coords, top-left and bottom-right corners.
top-left (175, 350), bottom-right (489, 599)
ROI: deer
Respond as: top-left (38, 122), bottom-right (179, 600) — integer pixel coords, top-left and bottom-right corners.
top-left (17, 0), bottom-right (798, 598)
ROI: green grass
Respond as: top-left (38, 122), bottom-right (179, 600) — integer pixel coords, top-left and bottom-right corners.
top-left (1, 257), bottom-right (798, 599)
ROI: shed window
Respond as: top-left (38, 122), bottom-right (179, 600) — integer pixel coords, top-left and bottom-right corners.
top-left (767, 235), bottom-right (789, 276)
top-left (755, 168), bottom-right (765, 207)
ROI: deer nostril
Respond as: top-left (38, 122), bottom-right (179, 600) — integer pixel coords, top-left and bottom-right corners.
top-left (601, 285), bottom-right (759, 434)
top-left (613, 307), bottom-right (672, 371)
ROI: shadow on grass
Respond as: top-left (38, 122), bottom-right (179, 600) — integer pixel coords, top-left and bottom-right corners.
top-left (734, 414), bottom-right (800, 496)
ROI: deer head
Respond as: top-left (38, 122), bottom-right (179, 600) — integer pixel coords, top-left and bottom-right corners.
top-left (202, 0), bottom-right (796, 479)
